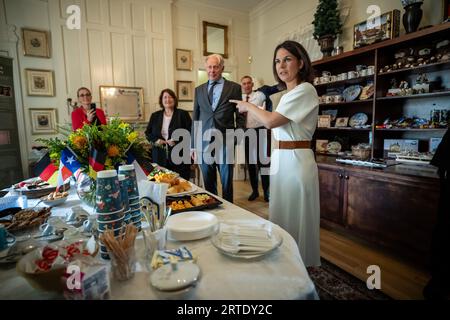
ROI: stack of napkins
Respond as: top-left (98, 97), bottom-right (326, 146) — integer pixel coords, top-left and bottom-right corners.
top-left (216, 223), bottom-right (278, 254)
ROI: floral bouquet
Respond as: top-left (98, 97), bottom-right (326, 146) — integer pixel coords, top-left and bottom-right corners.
top-left (37, 118), bottom-right (151, 206)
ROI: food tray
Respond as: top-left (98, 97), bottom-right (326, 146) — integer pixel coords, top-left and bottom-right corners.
top-left (166, 193), bottom-right (223, 214)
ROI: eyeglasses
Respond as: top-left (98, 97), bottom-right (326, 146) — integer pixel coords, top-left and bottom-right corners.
top-left (79, 93), bottom-right (91, 97)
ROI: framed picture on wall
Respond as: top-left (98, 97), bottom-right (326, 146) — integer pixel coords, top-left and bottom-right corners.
top-left (353, 10), bottom-right (400, 48)
top-left (22, 28), bottom-right (50, 58)
top-left (25, 69), bottom-right (55, 96)
top-left (177, 81), bottom-right (194, 101)
top-left (29, 108), bottom-right (57, 134)
top-left (99, 86), bottom-right (145, 122)
top-left (176, 49), bottom-right (193, 71)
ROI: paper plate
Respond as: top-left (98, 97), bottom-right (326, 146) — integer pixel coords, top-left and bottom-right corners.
top-left (349, 113), bottom-right (369, 127)
top-left (343, 85), bottom-right (362, 102)
top-left (166, 211), bottom-right (218, 241)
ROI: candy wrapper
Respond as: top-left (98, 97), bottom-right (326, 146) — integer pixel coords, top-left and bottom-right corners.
top-left (23, 236), bottom-right (98, 274)
top-left (63, 256), bottom-right (110, 300)
top-left (151, 246), bottom-right (196, 270)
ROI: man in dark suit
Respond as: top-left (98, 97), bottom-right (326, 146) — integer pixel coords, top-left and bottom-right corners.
top-left (191, 54), bottom-right (245, 203)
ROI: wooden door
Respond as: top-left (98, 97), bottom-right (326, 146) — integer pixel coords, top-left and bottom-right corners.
top-left (0, 57), bottom-right (23, 189)
top-left (345, 170), bottom-right (438, 265)
top-left (318, 166), bottom-right (344, 226)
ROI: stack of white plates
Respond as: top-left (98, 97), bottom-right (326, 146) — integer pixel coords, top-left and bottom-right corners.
top-left (166, 211), bottom-right (218, 241)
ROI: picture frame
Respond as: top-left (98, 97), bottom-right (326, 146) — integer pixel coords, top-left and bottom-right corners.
top-left (176, 49), bottom-right (193, 71)
top-left (177, 81), bottom-right (194, 102)
top-left (335, 117), bottom-right (349, 127)
top-left (25, 69), bottom-right (54, 96)
top-left (353, 10), bottom-right (400, 49)
top-left (317, 115), bottom-right (331, 128)
top-left (316, 140), bottom-right (329, 153)
top-left (29, 108), bottom-right (57, 134)
top-left (0, 85), bottom-right (12, 97)
top-left (22, 28), bottom-right (50, 58)
top-left (99, 86), bottom-right (145, 122)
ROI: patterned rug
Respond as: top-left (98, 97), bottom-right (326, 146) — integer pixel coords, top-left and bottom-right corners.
top-left (307, 259), bottom-right (392, 300)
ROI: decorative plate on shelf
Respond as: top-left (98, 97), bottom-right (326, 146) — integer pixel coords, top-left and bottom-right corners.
top-left (326, 141), bottom-right (342, 154)
top-left (360, 84), bottom-right (374, 100)
top-left (349, 113), bottom-right (369, 127)
top-left (343, 85), bottom-right (362, 102)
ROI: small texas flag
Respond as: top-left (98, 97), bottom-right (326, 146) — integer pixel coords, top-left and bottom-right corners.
top-left (56, 147), bottom-right (82, 188)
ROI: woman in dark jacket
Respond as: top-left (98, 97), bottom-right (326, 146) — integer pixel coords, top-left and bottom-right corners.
top-left (145, 89), bottom-right (192, 180)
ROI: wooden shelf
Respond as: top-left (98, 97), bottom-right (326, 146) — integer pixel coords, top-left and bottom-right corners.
top-left (317, 127), bottom-right (371, 131)
top-left (312, 22), bottom-right (450, 67)
top-left (376, 91), bottom-right (450, 100)
top-left (319, 99), bottom-right (373, 107)
top-left (314, 75), bottom-right (374, 88)
top-left (375, 128), bottom-right (447, 132)
top-left (377, 60), bottom-right (450, 77)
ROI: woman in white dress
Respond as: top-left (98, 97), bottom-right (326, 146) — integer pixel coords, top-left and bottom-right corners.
top-left (231, 40), bottom-right (320, 267)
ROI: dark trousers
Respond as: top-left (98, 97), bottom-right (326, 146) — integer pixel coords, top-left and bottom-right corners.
top-left (199, 141), bottom-right (234, 203)
top-left (424, 171), bottom-right (450, 299)
top-left (245, 127), bottom-right (270, 195)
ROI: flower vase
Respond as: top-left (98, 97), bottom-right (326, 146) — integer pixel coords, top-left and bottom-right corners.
top-left (75, 172), bottom-right (96, 208)
top-left (402, 2), bottom-right (423, 34)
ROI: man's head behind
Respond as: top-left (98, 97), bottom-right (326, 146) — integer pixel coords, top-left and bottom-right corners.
top-left (205, 54), bottom-right (224, 81)
top-left (240, 76), bottom-right (254, 95)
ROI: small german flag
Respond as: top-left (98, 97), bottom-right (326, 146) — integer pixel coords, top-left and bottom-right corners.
top-left (89, 148), bottom-right (106, 179)
top-left (34, 153), bottom-right (59, 186)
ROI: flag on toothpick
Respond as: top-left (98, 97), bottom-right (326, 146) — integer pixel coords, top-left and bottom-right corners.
top-left (89, 148), bottom-right (106, 180)
top-left (56, 147), bottom-right (82, 188)
top-left (34, 153), bottom-right (59, 185)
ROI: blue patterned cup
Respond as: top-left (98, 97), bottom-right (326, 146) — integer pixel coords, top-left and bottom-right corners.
top-left (118, 174), bottom-right (130, 211)
top-left (118, 165), bottom-right (139, 199)
top-left (97, 215), bottom-right (124, 231)
top-left (95, 170), bottom-right (122, 213)
top-left (96, 208), bottom-right (124, 222)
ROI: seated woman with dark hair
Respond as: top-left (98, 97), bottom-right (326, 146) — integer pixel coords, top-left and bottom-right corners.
top-left (71, 87), bottom-right (107, 131)
top-left (145, 88), bottom-right (192, 180)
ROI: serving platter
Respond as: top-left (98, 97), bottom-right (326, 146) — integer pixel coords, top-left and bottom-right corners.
top-left (167, 193), bottom-right (223, 214)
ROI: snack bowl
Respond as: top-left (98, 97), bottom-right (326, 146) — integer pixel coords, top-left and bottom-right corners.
top-left (16, 238), bottom-right (98, 293)
top-left (41, 194), bottom-right (69, 207)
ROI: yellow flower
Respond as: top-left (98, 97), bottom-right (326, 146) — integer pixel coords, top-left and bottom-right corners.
top-left (127, 131), bottom-right (138, 143)
top-left (119, 122), bottom-right (130, 130)
top-left (107, 145), bottom-right (120, 157)
top-left (73, 136), bottom-right (87, 150)
top-left (105, 157), bottom-right (113, 169)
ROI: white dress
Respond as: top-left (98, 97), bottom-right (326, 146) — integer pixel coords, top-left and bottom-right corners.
top-left (269, 82), bottom-right (321, 267)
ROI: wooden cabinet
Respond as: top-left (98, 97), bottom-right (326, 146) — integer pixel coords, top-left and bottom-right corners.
top-left (312, 23), bottom-right (450, 158)
top-left (318, 162), bottom-right (439, 266)
top-left (318, 166), bottom-right (344, 226)
top-left (312, 23), bottom-right (449, 268)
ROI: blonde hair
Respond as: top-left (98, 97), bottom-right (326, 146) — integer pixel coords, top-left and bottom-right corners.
top-left (205, 54), bottom-right (224, 67)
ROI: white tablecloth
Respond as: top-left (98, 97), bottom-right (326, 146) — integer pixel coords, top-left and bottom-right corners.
top-left (0, 182), bottom-right (318, 300)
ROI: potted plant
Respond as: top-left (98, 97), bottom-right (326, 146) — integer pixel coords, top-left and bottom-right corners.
top-left (312, 0), bottom-right (343, 58)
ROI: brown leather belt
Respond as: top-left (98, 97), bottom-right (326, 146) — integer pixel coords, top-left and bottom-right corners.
top-left (274, 140), bottom-right (311, 149)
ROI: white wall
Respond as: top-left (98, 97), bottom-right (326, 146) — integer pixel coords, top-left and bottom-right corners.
top-left (0, 0), bottom-right (251, 178)
top-left (249, 0), bottom-right (445, 87)
top-left (172, 0), bottom-right (250, 110)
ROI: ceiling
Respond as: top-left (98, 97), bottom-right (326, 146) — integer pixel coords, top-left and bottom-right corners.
top-left (186, 0), bottom-right (263, 13)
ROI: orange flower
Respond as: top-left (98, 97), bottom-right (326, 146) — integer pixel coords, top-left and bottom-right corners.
top-left (73, 136), bottom-right (87, 149)
top-left (107, 145), bottom-right (120, 157)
